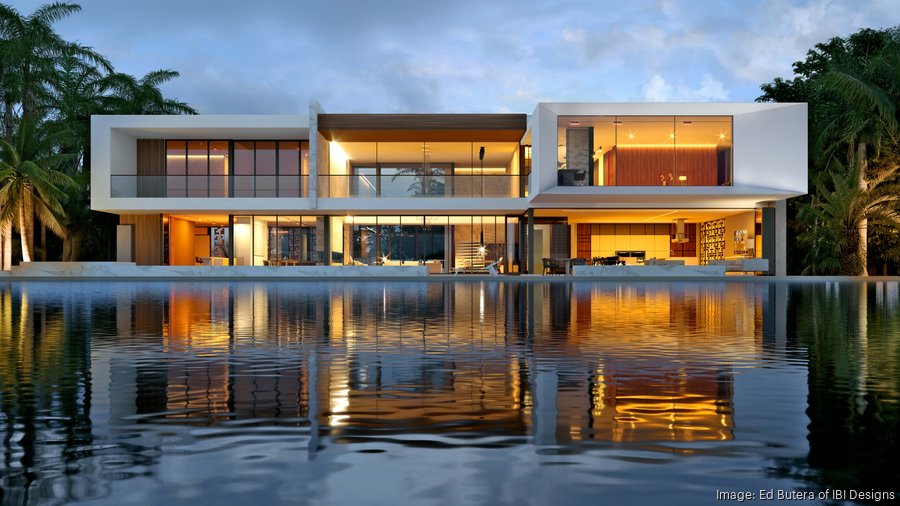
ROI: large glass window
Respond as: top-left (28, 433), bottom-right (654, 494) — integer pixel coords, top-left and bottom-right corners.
top-left (166, 141), bottom-right (187, 197)
top-left (160, 140), bottom-right (307, 198)
top-left (233, 215), bottom-right (324, 266)
top-left (278, 141), bottom-right (301, 198)
top-left (322, 141), bottom-right (520, 197)
top-left (209, 141), bottom-right (229, 198)
top-left (345, 215), bottom-right (506, 273)
top-left (187, 140), bottom-right (209, 197)
top-left (557, 115), bottom-right (732, 187)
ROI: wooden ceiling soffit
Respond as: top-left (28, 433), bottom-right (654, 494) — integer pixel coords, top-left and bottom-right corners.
top-left (318, 114), bottom-right (527, 142)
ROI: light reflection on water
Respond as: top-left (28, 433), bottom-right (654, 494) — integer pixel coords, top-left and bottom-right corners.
top-left (0, 281), bottom-right (898, 505)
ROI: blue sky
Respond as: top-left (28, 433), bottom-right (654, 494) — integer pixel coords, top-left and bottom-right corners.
top-left (13, 0), bottom-right (899, 113)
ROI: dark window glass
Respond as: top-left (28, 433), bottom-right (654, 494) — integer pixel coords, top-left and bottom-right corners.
top-left (209, 141), bottom-right (229, 197)
top-left (255, 176), bottom-right (276, 197)
top-left (256, 141), bottom-right (276, 175)
top-left (187, 174), bottom-right (208, 197)
top-left (278, 176), bottom-right (299, 197)
top-left (210, 174), bottom-right (228, 198)
top-left (187, 141), bottom-right (208, 175)
top-left (167, 175), bottom-right (186, 197)
top-left (209, 141), bottom-right (229, 175)
top-left (301, 141), bottom-right (310, 175)
top-left (234, 176), bottom-right (254, 197)
top-left (278, 141), bottom-right (300, 175)
top-left (234, 141), bottom-right (254, 175)
top-left (166, 141), bottom-right (186, 175)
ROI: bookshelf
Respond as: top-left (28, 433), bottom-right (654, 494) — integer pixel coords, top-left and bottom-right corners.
top-left (699, 219), bottom-right (725, 265)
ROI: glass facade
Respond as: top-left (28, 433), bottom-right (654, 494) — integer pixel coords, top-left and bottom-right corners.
top-left (232, 215), bottom-right (326, 266)
top-left (340, 215), bottom-right (509, 273)
top-left (162, 140), bottom-right (308, 198)
top-left (557, 116), bottom-right (732, 187)
top-left (319, 141), bottom-right (522, 198)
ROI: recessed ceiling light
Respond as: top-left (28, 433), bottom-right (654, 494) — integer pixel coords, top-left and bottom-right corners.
top-left (682, 121), bottom-right (693, 126)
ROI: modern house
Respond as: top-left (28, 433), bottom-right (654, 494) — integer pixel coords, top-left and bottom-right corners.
top-left (90, 102), bottom-right (807, 276)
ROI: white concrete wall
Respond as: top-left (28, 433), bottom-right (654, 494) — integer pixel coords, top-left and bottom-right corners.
top-left (92, 114), bottom-right (310, 213)
top-left (733, 104), bottom-right (807, 193)
top-left (91, 103), bottom-right (806, 218)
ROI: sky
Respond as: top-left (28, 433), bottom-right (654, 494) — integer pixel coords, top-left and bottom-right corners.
top-left (11, 0), bottom-right (900, 114)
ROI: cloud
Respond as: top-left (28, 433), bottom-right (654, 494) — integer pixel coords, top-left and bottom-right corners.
top-left (642, 75), bottom-right (674, 101)
top-left (10, 0), bottom-right (899, 112)
top-left (641, 74), bottom-right (728, 101)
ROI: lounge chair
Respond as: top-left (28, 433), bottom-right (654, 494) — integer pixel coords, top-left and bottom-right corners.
top-left (485, 257), bottom-right (503, 276)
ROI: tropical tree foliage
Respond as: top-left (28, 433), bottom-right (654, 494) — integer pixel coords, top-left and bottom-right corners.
top-left (759, 27), bottom-right (900, 275)
top-left (0, 115), bottom-right (75, 261)
top-left (0, 2), bottom-right (196, 268)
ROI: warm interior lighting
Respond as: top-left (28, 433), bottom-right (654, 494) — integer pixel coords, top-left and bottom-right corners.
top-left (616, 143), bottom-right (718, 148)
top-left (167, 155), bottom-right (227, 159)
top-left (453, 167), bottom-right (508, 174)
top-left (669, 133), bottom-right (675, 139)
top-left (719, 133), bottom-right (726, 140)
top-left (627, 133), bottom-right (635, 140)
top-left (381, 255), bottom-right (389, 264)
top-left (678, 175), bottom-right (687, 181)
top-left (523, 146), bottom-right (532, 160)
top-left (569, 121), bottom-right (581, 126)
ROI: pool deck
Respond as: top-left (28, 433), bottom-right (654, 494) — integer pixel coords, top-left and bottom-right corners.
top-left (1, 262), bottom-right (898, 282)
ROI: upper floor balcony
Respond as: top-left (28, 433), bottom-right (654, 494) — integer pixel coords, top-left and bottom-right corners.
top-left (111, 139), bottom-right (310, 198)
top-left (316, 113), bottom-right (529, 199)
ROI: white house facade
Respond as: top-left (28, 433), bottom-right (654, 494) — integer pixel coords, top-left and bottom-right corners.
top-left (90, 101), bottom-right (807, 275)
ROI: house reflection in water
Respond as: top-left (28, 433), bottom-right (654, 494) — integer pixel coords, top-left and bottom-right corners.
top-left (105, 281), bottom-right (787, 448)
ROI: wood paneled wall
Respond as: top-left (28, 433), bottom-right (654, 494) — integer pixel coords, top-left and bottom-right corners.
top-left (605, 146), bottom-right (720, 186)
top-left (119, 215), bottom-right (162, 265)
top-left (137, 139), bottom-right (165, 176)
top-left (137, 140), bottom-right (166, 198)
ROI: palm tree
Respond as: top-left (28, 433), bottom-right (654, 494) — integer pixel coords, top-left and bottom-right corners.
top-left (0, 2), bottom-right (112, 135)
top-left (104, 70), bottom-right (197, 115)
top-left (0, 116), bottom-right (75, 263)
top-left (813, 35), bottom-right (900, 275)
top-left (798, 163), bottom-right (900, 275)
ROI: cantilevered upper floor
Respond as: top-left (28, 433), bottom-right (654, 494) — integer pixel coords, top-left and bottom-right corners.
top-left (529, 102), bottom-right (807, 210)
top-left (91, 101), bottom-right (806, 214)
top-left (91, 110), bottom-right (530, 214)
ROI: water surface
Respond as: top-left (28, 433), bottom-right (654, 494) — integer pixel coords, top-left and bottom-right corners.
top-left (1, 281), bottom-right (898, 505)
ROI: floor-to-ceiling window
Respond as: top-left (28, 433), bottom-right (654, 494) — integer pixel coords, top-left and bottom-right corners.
top-left (232, 215), bottom-right (326, 266)
top-left (165, 140), bottom-right (307, 198)
top-left (556, 116), bottom-right (732, 187)
top-left (342, 215), bottom-right (507, 272)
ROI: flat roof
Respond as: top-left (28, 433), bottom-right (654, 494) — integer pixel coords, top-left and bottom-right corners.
top-left (318, 113), bottom-right (527, 142)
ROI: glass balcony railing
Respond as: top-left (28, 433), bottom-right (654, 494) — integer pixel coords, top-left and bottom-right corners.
top-left (110, 175), bottom-right (309, 198)
top-left (318, 174), bottom-right (522, 198)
